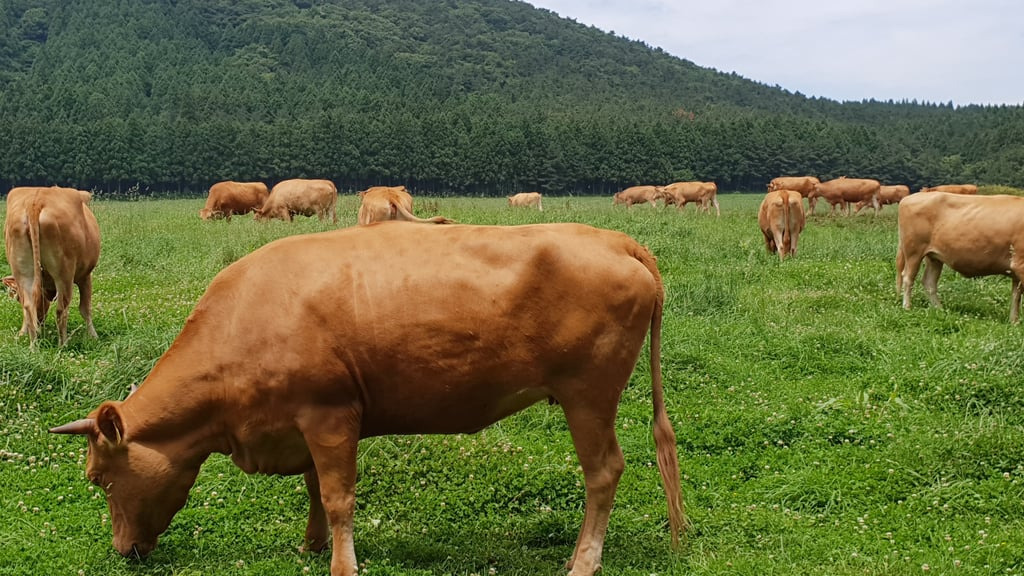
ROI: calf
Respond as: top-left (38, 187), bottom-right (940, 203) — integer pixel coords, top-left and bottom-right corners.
top-left (255, 179), bottom-right (337, 223)
top-left (51, 222), bottom-right (686, 576)
top-left (4, 186), bottom-right (100, 347)
top-left (357, 186), bottom-right (452, 225)
top-left (507, 191), bottom-right (544, 211)
top-left (199, 181), bottom-right (269, 220)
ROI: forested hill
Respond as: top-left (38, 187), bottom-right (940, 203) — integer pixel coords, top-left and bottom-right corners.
top-left (1, 0), bottom-right (1022, 195)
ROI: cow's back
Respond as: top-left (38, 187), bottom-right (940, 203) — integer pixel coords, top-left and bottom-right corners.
top-left (172, 223), bottom-right (660, 436)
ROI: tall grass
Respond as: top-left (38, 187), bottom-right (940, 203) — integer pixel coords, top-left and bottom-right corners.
top-left (1, 194), bottom-right (1022, 575)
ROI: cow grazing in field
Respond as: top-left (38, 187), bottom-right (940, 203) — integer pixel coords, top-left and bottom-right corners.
top-left (658, 181), bottom-right (720, 216)
top-left (897, 192), bottom-right (1024, 323)
top-left (855, 184), bottom-right (909, 214)
top-left (768, 175), bottom-right (821, 213)
top-left (3, 186), bottom-right (100, 347)
top-left (199, 181), bottom-right (269, 221)
top-left (919, 184), bottom-right (978, 195)
top-left (758, 189), bottom-right (805, 260)
top-left (50, 222), bottom-right (686, 576)
top-left (809, 177), bottom-right (881, 216)
top-left (612, 185), bottom-right (661, 207)
top-left (507, 191), bottom-right (544, 211)
top-left (255, 179), bottom-right (337, 223)
top-left (357, 186), bottom-right (452, 225)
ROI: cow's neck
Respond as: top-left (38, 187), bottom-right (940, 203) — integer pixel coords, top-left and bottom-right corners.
top-left (120, 358), bottom-right (232, 458)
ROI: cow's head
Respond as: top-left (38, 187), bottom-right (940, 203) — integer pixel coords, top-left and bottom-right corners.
top-left (198, 208), bottom-right (224, 220)
top-left (51, 402), bottom-right (201, 558)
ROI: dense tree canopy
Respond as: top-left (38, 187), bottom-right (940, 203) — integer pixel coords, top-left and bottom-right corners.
top-left (1, 0), bottom-right (1021, 195)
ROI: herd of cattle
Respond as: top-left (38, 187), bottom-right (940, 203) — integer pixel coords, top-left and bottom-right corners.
top-left (0, 174), bottom-right (1016, 575)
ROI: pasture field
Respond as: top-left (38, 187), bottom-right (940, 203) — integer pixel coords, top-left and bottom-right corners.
top-left (1, 193), bottom-right (1023, 576)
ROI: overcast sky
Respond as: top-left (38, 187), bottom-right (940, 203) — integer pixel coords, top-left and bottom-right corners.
top-left (526, 0), bottom-right (1022, 106)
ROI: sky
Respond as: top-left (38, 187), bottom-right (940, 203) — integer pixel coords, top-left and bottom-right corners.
top-left (526, 0), bottom-right (1023, 106)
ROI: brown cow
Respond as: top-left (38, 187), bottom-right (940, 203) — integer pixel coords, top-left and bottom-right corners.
top-left (658, 181), bottom-right (720, 216)
top-left (357, 186), bottom-right (452, 225)
top-left (50, 223), bottom-right (686, 576)
top-left (919, 184), bottom-right (978, 195)
top-left (199, 181), bottom-right (269, 221)
top-left (758, 189), bottom-right (805, 260)
top-left (897, 192), bottom-right (1024, 322)
top-left (3, 186), bottom-right (100, 347)
top-left (768, 175), bottom-right (821, 213)
top-left (612, 185), bottom-right (660, 207)
top-left (809, 178), bottom-right (881, 216)
top-left (508, 191), bottom-right (544, 211)
top-left (255, 179), bottom-right (337, 223)
top-left (854, 184), bottom-right (909, 214)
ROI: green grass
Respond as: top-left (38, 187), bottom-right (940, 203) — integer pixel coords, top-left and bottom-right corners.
top-left (2, 194), bottom-right (1023, 576)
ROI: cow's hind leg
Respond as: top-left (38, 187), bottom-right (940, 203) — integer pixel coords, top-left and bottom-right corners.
top-left (77, 275), bottom-right (97, 338)
top-left (922, 256), bottom-right (944, 309)
top-left (54, 277), bottom-right (75, 346)
top-left (562, 399), bottom-right (625, 576)
top-left (303, 468), bottom-right (330, 552)
top-left (1011, 277), bottom-right (1022, 324)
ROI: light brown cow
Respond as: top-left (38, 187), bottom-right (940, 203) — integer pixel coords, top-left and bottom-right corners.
top-left (854, 184), bottom-right (909, 214)
top-left (658, 181), bottom-right (720, 216)
top-left (919, 184), bottom-right (978, 195)
top-left (508, 191), bottom-right (543, 211)
top-left (255, 179), bottom-right (337, 223)
top-left (612, 185), bottom-right (660, 207)
top-left (199, 181), bottom-right (269, 221)
top-left (897, 192), bottom-right (1024, 322)
top-left (3, 186), bottom-right (100, 347)
top-left (757, 189), bottom-right (805, 260)
top-left (809, 177), bottom-right (881, 216)
top-left (50, 222), bottom-right (686, 576)
top-left (356, 186), bottom-right (452, 225)
top-left (768, 176), bottom-right (821, 213)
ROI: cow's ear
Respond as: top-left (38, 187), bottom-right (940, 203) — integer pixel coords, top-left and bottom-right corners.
top-left (96, 402), bottom-right (126, 445)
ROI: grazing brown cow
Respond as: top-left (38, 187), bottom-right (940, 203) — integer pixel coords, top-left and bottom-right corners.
top-left (897, 192), bottom-right (1024, 322)
top-left (255, 179), bottom-right (337, 223)
top-left (50, 222), bottom-right (686, 576)
top-left (612, 185), bottom-right (660, 207)
top-left (854, 184), bottom-right (909, 214)
top-left (199, 181), bottom-right (269, 221)
top-left (357, 186), bottom-right (452, 225)
top-left (919, 184), bottom-right (978, 195)
top-left (809, 177), bottom-right (881, 216)
top-left (658, 181), bottom-right (720, 216)
top-left (507, 191), bottom-right (544, 211)
top-left (768, 175), bottom-right (821, 213)
top-left (757, 189), bottom-right (805, 260)
top-left (3, 186), bottom-right (100, 347)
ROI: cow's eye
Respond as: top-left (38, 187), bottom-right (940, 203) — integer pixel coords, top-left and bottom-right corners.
top-left (88, 474), bottom-right (102, 487)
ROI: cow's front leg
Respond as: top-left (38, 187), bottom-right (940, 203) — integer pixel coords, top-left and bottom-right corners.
top-left (302, 407), bottom-right (361, 576)
top-left (303, 468), bottom-right (330, 552)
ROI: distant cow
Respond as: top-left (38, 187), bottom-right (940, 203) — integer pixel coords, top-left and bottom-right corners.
top-left (357, 186), bottom-right (452, 225)
top-left (658, 181), bottom-right (720, 216)
top-left (919, 184), bottom-right (978, 195)
top-left (51, 222), bottom-right (685, 576)
top-left (897, 192), bottom-right (1024, 322)
top-left (255, 179), bottom-right (337, 223)
top-left (758, 189), bottom-right (805, 260)
top-left (768, 175), bottom-right (821, 213)
top-left (3, 186), bottom-right (100, 347)
top-left (810, 178), bottom-right (881, 216)
top-left (855, 184), bottom-right (909, 214)
top-left (199, 181), bottom-right (269, 221)
top-left (507, 192), bottom-right (543, 211)
top-left (612, 185), bottom-right (660, 207)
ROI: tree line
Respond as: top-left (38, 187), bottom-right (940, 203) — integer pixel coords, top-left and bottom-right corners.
top-left (1, 0), bottom-right (1021, 196)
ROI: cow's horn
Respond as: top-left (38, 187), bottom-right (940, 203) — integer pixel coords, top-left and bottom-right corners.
top-left (50, 418), bottom-right (96, 435)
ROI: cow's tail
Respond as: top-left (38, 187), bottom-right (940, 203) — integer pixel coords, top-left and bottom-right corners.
top-left (392, 201), bottom-right (455, 225)
top-left (27, 199), bottom-right (44, 334)
top-left (781, 191), bottom-right (792, 257)
top-left (634, 244), bottom-right (687, 548)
